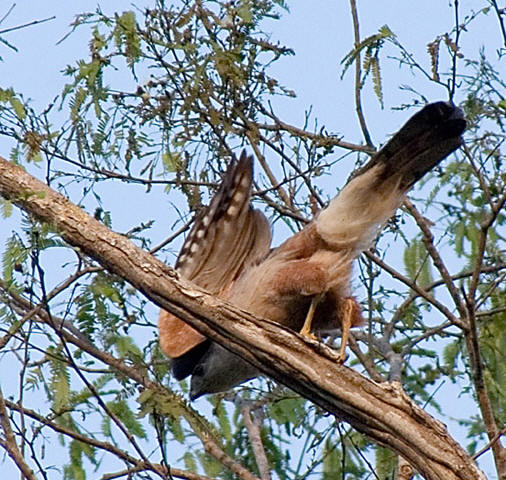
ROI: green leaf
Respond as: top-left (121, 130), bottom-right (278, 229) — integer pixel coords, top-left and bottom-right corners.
top-left (322, 441), bottom-right (342, 479)
top-left (115, 11), bottom-right (141, 66)
top-left (65, 439), bottom-right (96, 480)
top-left (70, 87), bottom-right (87, 121)
top-left (184, 451), bottom-right (197, 471)
top-left (267, 396), bottom-right (306, 428)
top-left (107, 399), bottom-right (147, 439)
top-left (341, 24), bottom-right (394, 76)
top-left (370, 56), bottom-right (383, 108)
top-left (162, 151), bottom-right (181, 173)
top-left (2, 235), bottom-right (28, 285)
top-left (480, 311), bottom-right (506, 423)
top-left (199, 452), bottom-right (223, 478)
top-left (237, 4), bottom-right (254, 24)
top-left (378, 25), bottom-right (394, 38)
top-left (114, 335), bottom-right (143, 362)
top-left (89, 274), bottom-right (122, 305)
top-left (10, 96), bottom-right (26, 120)
top-left (376, 446), bottom-right (397, 479)
top-left (48, 346), bottom-right (71, 412)
top-left (453, 220), bottom-right (466, 256)
top-left (0, 88), bottom-right (26, 119)
top-left (137, 389), bottom-right (220, 445)
top-left (443, 339), bottom-right (462, 370)
top-left (403, 238), bottom-right (433, 287)
top-left (214, 400), bottom-right (232, 441)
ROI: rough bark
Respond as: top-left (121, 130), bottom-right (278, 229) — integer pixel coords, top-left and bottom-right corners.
top-left (0, 155), bottom-right (487, 480)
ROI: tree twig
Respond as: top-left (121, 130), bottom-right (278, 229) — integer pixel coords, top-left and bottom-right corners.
top-left (348, 0), bottom-right (374, 147)
top-left (0, 388), bottom-right (37, 480)
top-left (0, 15), bottom-right (55, 35)
top-left (241, 403), bottom-right (271, 480)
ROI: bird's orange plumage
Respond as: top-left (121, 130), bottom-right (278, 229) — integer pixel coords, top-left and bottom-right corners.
top-left (158, 101), bottom-right (466, 399)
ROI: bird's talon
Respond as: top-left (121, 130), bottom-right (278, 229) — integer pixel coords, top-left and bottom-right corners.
top-left (300, 329), bottom-right (317, 341)
top-left (299, 293), bottom-right (323, 341)
top-left (336, 351), bottom-right (348, 364)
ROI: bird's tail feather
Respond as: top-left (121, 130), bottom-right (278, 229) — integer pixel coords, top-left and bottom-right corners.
top-left (356, 101), bottom-right (466, 189)
top-left (316, 102), bottom-right (466, 251)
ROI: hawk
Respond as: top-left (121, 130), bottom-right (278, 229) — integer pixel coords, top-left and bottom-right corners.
top-left (158, 101), bottom-right (466, 400)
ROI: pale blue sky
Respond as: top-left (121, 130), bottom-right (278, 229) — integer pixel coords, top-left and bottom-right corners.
top-left (0, 1), bottom-right (502, 478)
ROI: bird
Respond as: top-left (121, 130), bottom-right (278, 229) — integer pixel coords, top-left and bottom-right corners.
top-left (158, 101), bottom-right (466, 400)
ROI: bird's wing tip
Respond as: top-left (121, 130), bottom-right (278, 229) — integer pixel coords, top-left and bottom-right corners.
top-left (158, 310), bottom-right (206, 358)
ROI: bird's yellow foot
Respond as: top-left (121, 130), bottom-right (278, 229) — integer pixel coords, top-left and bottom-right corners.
top-left (336, 297), bottom-right (356, 364)
top-left (336, 349), bottom-right (348, 365)
top-left (299, 294), bottom-right (323, 340)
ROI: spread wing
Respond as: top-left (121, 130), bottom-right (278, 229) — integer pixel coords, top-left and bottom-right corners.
top-left (316, 101), bottom-right (466, 251)
top-left (186, 101), bottom-right (466, 400)
top-left (158, 152), bottom-right (272, 358)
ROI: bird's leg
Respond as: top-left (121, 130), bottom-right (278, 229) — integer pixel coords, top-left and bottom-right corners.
top-left (299, 293), bottom-right (324, 340)
top-left (336, 297), bottom-right (358, 364)
top-left (271, 258), bottom-right (327, 339)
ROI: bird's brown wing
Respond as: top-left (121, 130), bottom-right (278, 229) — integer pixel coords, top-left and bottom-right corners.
top-left (158, 152), bottom-right (272, 358)
top-left (163, 102), bottom-right (466, 400)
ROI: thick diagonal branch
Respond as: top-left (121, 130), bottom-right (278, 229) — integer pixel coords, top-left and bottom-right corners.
top-left (0, 155), bottom-right (486, 480)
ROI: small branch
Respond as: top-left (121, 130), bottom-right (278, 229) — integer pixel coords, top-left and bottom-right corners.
top-left (462, 145), bottom-right (495, 210)
top-left (241, 403), bottom-right (271, 480)
top-left (349, 0), bottom-right (374, 147)
top-left (254, 129), bottom-right (325, 208)
top-left (42, 147), bottom-right (214, 188)
top-left (364, 250), bottom-right (465, 329)
top-left (475, 271), bottom-right (506, 310)
top-left (0, 4), bottom-right (15, 25)
top-left (150, 219), bottom-right (192, 254)
top-left (255, 118), bottom-right (374, 153)
top-left (402, 320), bottom-right (456, 354)
top-left (4, 400), bottom-right (214, 480)
top-left (0, 267), bottom-right (95, 351)
top-left (201, 436), bottom-right (261, 480)
top-left (2, 287), bottom-right (259, 480)
top-left (100, 464), bottom-right (215, 480)
top-left (257, 190), bottom-right (309, 224)
top-left (449, 0), bottom-right (461, 100)
top-left (404, 195), bottom-right (506, 478)
top-left (462, 189), bottom-right (506, 479)
top-left (0, 268), bottom-right (96, 347)
top-left (0, 388), bottom-right (37, 480)
top-left (490, 0), bottom-right (506, 48)
top-left (0, 15), bottom-right (55, 35)
top-left (477, 306), bottom-right (506, 318)
top-left (473, 428), bottom-right (506, 460)
top-left (347, 334), bottom-right (385, 383)
top-left (403, 199), bottom-right (468, 320)
top-left (247, 131), bottom-right (292, 208)
top-left (388, 262), bottom-right (506, 328)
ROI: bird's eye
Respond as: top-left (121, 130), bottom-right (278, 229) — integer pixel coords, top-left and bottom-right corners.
top-left (193, 365), bottom-right (204, 376)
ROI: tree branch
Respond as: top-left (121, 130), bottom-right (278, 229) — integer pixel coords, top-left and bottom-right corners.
top-left (0, 155), bottom-right (486, 480)
top-left (4, 399), bottom-right (216, 480)
top-left (348, 0), bottom-right (374, 147)
top-left (241, 403), bottom-right (271, 480)
top-left (0, 279), bottom-right (260, 480)
top-left (0, 388), bottom-right (38, 480)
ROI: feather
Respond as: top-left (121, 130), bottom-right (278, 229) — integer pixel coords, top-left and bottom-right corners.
top-left (316, 101), bottom-right (465, 250)
top-left (158, 152), bottom-right (271, 359)
top-left (159, 102), bottom-right (466, 400)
